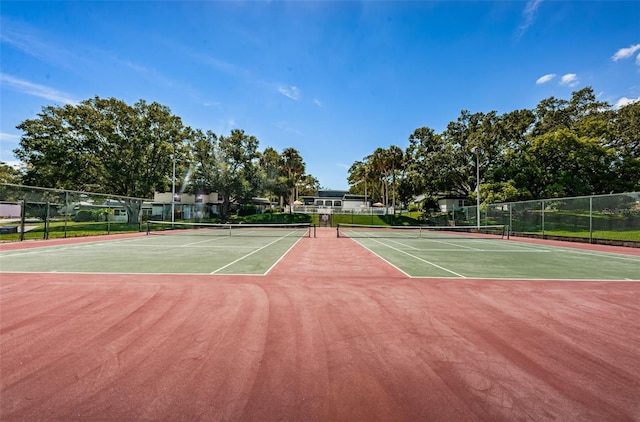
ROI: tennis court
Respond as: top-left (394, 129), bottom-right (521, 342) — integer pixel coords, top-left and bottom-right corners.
top-left (336, 224), bottom-right (640, 280)
top-left (1, 226), bottom-right (639, 421)
top-left (0, 222), bottom-right (314, 275)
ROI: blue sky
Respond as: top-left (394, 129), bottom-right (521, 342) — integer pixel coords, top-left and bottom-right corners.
top-left (1, 1), bottom-right (639, 190)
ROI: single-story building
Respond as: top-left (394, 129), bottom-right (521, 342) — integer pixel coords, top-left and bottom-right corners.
top-left (413, 194), bottom-right (468, 212)
top-left (299, 190), bottom-right (369, 209)
top-left (150, 192), bottom-right (222, 220)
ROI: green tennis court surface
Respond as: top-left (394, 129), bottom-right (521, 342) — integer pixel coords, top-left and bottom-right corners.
top-left (344, 235), bottom-right (639, 280)
top-left (1, 223), bottom-right (638, 280)
top-left (0, 230), bottom-right (308, 275)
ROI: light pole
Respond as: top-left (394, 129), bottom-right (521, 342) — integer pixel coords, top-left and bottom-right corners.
top-left (471, 147), bottom-right (480, 228)
top-left (171, 155), bottom-right (176, 225)
top-left (353, 178), bottom-right (368, 206)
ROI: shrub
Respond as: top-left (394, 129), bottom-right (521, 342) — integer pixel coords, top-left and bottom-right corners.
top-left (74, 210), bottom-right (95, 222)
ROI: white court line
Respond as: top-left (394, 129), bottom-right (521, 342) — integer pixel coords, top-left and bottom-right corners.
top-left (367, 238), bottom-right (466, 278)
top-left (210, 234), bottom-right (297, 274)
top-left (556, 248), bottom-right (640, 263)
top-left (394, 248), bottom-right (550, 253)
top-left (387, 238), bottom-right (420, 250)
top-left (349, 239), bottom-right (412, 278)
top-left (423, 237), bottom-right (482, 250)
top-left (386, 237), bottom-right (480, 251)
top-left (181, 236), bottom-right (228, 247)
top-left (128, 244), bottom-right (253, 249)
top-left (263, 236), bottom-right (305, 275)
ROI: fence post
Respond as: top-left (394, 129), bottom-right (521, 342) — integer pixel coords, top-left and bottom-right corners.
top-left (589, 196), bottom-right (593, 244)
top-left (64, 192), bottom-right (69, 238)
top-left (20, 199), bottom-right (26, 241)
top-left (509, 203), bottom-right (513, 237)
top-left (541, 200), bottom-right (545, 237)
top-left (44, 202), bottom-right (50, 240)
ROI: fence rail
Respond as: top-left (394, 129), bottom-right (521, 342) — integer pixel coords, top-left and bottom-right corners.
top-left (290, 205), bottom-right (389, 215)
top-left (0, 184), bottom-right (149, 241)
top-left (456, 192), bottom-right (640, 247)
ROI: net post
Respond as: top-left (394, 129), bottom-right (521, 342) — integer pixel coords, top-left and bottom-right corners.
top-left (146, 221), bottom-right (150, 235)
top-left (313, 224), bottom-right (316, 238)
top-left (336, 224), bottom-right (340, 238)
top-left (506, 225), bottom-right (510, 240)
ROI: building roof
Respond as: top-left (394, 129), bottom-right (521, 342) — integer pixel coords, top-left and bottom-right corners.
top-left (317, 190), bottom-right (349, 198)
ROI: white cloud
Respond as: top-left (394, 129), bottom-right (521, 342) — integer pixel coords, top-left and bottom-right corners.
top-left (614, 96), bottom-right (640, 109)
top-left (0, 132), bottom-right (20, 142)
top-left (559, 73), bottom-right (579, 87)
top-left (278, 85), bottom-right (301, 100)
top-left (314, 98), bottom-right (324, 107)
top-left (536, 73), bottom-right (556, 84)
top-left (518, 0), bottom-right (543, 36)
top-left (612, 43), bottom-right (640, 61)
top-left (636, 53), bottom-right (640, 66)
top-left (0, 20), bottom-right (77, 70)
top-left (0, 73), bottom-right (78, 105)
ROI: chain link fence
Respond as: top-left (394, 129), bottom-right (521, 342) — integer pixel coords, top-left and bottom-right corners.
top-left (0, 184), bottom-right (149, 241)
top-left (456, 192), bottom-right (640, 247)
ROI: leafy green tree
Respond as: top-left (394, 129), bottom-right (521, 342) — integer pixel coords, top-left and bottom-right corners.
top-left (14, 97), bottom-right (189, 223)
top-left (369, 147), bottom-right (391, 205)
top-left (440, 110), bottom-right (496, 198)
top-left (258, 147), bottom-right (289, 207)
top-left (296, 174), bottom-right (320, 197)
top-left (386, 145), bottom-right (404, 211)
top-left (404, 127), bottom-right (447, 197)
top-left (609, 101), bottom-right (640, 192)
top-left (0, 162), bottom-right (22, 184)
top-left (213, 129), bottom-right (260, 219)
top-left (524, 129), bottom-right (616, 197)
top-left (190, 129), bottom-right (218, 195)
top-left (351, 88), bottom-right (638, 206)
top-left (347, 159), bottom-right (374, 200)
top-left (280, 147), bottom-right (305, 205)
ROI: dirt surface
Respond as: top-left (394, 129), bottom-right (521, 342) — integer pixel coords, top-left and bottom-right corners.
top-left (1, 228), bottom-right (639, 421)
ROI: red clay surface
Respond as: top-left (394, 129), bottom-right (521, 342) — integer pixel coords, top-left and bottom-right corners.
top-left (1, 228), bottom-right (639, 421)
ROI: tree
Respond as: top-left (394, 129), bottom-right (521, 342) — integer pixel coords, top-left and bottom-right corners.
top-left (280, 147), bottom-right (305, 205)
top-left (258, 147), bottom-right (289, 207)
top-left (608, 101), bottom-right (640, 192)
top-left (212, 129), bottom-right (260, 219)
top-left (348, 159), bottom-right (374, 200)
top-left (369, 148), bottom-right (391, 206)
top-left (387, 145), bottom-right (404, 212)
top-left (14, 97), bottom-right (190, 223)
top-left (296, 174), bottom-right (321, 197)
top-left (350, 88), bottom-right (638, 207)
top-left (190, 129), bottom-right (218, 195)
top-left (523, 129), bottom-right (615, 197)
top-left (405, 127), bottom-right (449, 197)
top-left (0, 162), bottom-right (22, 184)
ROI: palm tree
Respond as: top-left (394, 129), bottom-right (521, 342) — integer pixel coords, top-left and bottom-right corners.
top-left (387, 145), bottom-right (404, 212)
top-left (280, 147), bottom-right (305, 205)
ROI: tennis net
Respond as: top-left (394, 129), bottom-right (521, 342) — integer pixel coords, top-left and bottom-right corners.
top-left (147, 221), bottom-right (315, 238)
top-left (336, 224), bottom-right (507, 239)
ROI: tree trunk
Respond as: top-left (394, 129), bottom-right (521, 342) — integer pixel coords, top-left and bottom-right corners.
top-left (124, 198), bottom-right (143, 226)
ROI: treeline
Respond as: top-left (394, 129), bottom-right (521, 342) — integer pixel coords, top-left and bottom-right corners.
top-left (348, 87), bottom-right (640, 209)
top-left (5, 96), bottom-right (320, 221)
